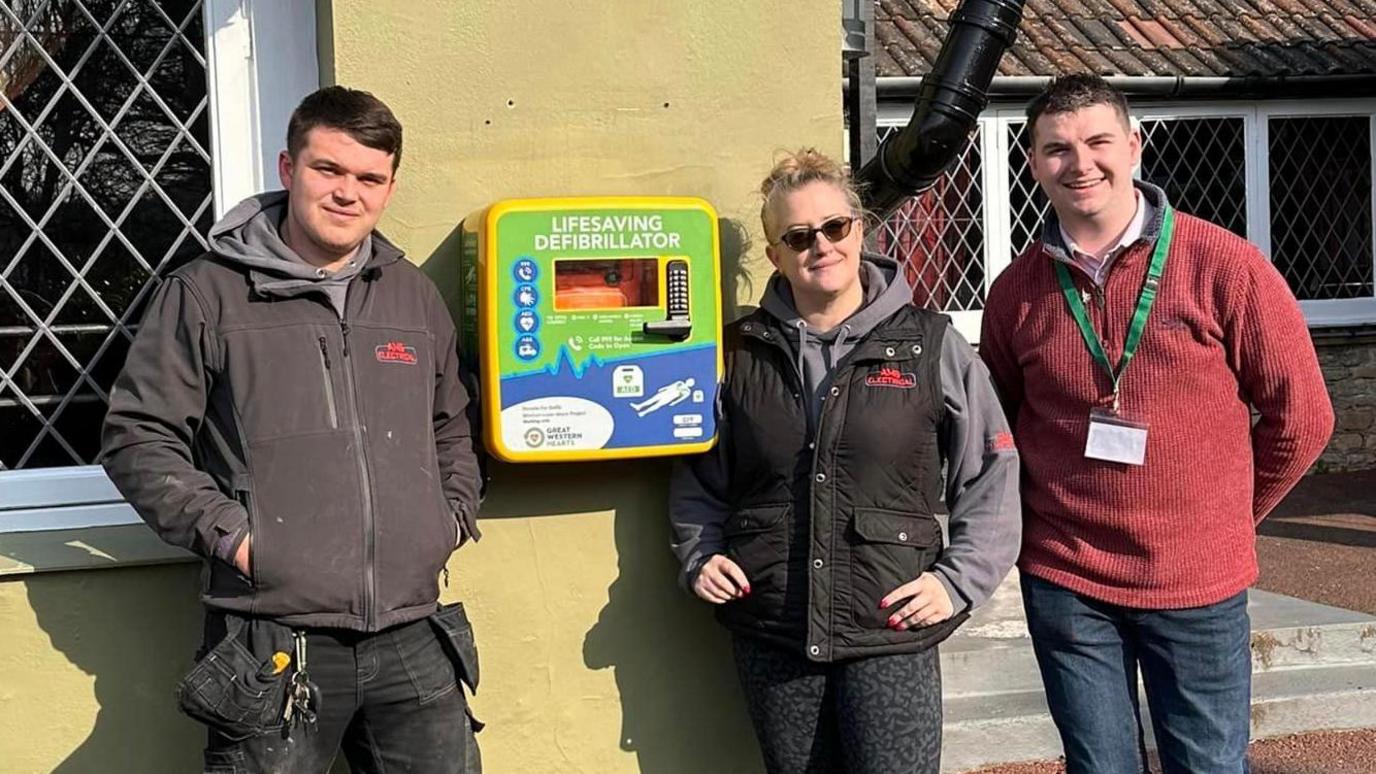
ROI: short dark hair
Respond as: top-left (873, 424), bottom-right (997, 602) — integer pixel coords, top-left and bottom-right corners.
top-left (287, 86), bottom-right (403, 171)
top-left (1025, 74), bottom-right (1131, 143)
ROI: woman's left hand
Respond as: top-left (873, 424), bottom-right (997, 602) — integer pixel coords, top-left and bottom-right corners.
top-left (881, 573), bottom-right (954, 630)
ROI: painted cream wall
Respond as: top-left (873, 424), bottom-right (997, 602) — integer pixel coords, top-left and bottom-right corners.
top-left (325, 1), bottom-right (841, 771)
top-left (0, 561), bottom-right (203, 773)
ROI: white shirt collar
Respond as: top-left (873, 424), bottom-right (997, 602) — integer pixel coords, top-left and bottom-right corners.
top-left (1058, 191), bottom-right (1151, 285)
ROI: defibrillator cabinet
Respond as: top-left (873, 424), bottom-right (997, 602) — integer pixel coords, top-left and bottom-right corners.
top-left (458, 196), bottom-right (723, 462)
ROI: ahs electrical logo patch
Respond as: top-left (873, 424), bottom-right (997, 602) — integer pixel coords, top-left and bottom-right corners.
top-left (865, 367), bottom-right (916, 389)
top-left (375, 341), bottom-right (418, 365)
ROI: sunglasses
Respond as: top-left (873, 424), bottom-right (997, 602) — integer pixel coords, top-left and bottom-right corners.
top-left (775, 216), bottom-right (859, 252)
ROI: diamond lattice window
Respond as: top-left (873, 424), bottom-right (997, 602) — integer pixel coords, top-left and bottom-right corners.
top-left (1269, 116), bottom-right (1374, 301)
top-left (872, 124), bottom-right (987, 311)
top-left (0, 0), bottom-right (211, 469)
top-left (1140, 117), bottom-right (1247, 238)
top-left (1005, 120), bottom-right (1048, 258)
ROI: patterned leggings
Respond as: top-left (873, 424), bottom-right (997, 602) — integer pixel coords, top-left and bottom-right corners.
top-left (732, 636), bottom-right (943, 774)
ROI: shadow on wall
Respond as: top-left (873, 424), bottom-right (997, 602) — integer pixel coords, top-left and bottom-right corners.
top-left (578, 460), bottom-right (762, 774)
top-left (471, 458), bottom-right (762, 774)
top-left (422, 222), bottom-right (465, 315)
top-left (718, 216), bottom-right (756, 322)
top-left (5, 540), bottom-right (202, 773)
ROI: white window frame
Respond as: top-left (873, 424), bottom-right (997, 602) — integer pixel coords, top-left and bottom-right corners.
top-left (878, 98), bottom-right (1376, 344)
top-left (0, 0), bottom-right (318, 535)
top-left (1253, 101), bottom-right (1376, 326)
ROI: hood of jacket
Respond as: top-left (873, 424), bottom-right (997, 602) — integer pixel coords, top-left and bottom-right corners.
top-left (207, 191), bottom-right (405, 309)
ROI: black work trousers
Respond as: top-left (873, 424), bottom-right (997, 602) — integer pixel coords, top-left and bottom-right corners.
top-left (200, 614), bottom-right (476, 774)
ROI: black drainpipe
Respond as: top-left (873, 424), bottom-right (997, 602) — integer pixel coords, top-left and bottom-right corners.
top-left (856, 0), bottom-right (1027, 219)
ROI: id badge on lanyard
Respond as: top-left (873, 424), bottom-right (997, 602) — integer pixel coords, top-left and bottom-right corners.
top-left (1055, 206), bottom-right (1174, 467)
top-left (1086, 407), bottom-right (1148, 465)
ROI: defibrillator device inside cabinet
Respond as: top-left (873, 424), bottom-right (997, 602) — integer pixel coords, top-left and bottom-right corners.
top-left (459, 197), bottom-right (723, 462)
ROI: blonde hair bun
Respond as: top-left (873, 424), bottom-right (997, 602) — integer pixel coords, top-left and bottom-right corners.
top-left (759, 148), bottom-right (864, 241)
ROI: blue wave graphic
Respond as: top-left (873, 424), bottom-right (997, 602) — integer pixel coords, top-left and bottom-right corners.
top-left (500, 344), bottom-right (718, 450)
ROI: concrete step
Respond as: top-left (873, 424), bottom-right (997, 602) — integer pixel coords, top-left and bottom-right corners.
top-left (940, 608), bottom-right (1376, 699)
top-left (938, 571), bottom-right (1376, 772)
top-left (940, 575), bottom-right (1376, 698)
top-left (1246, 593), bottom-right (1376, 673)
top-left (942, 663), bottom-right (1376, 773)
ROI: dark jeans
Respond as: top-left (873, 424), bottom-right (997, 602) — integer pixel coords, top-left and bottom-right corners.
top-left (1021, 574), bottom-right (1252, 774)
top-left (202, 616), bottom-right (471, 774)
top-left (732, 635), bottom-right (943, 774)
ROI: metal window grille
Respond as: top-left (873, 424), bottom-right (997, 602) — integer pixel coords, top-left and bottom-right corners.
top-left (0, 0), bottom-right (211, 470)
top-left (1140, 117), bottom-right (1247, 238)
top-left (1269, 116), bottom-right (1374, 301)
top-left (871, 123), bottom-right (987, 311)
top-left (1005, 120), bottom-right (1049, 258)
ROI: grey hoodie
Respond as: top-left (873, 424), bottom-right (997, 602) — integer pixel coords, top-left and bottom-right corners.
top-left (670, 255), bottom-right (1021, 613)
top-left (760, 256), bottom-right (913, 427)
top-left (208, 191), bottom-right (371, 319)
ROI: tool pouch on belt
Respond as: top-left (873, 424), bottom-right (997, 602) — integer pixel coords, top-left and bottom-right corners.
top-left (176, 613), bottom-right (292, 741)
top-left (429, 602), bottom-right (484, 773)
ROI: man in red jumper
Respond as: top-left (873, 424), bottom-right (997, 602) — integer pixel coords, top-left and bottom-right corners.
top-left (980, 74), bottom-right (1334, 774)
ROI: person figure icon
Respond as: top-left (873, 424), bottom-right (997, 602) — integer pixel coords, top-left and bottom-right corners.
top-left (630, 378), bottom-right (695, 417)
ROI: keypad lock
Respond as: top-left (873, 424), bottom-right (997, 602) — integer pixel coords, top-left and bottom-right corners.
top-left (643, 259), bottom-right (692, 340)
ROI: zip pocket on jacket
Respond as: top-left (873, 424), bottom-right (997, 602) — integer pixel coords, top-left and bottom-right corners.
top-left (318, 336), bottom-right (339, 429)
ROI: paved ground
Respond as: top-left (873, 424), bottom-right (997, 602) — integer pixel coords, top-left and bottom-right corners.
top-left (959, 471), bottom-right (1376, 774)
top-left (961, 727), bottom-right (1376, 773)
top-left (1254, 470), bottom-right (1376, 616)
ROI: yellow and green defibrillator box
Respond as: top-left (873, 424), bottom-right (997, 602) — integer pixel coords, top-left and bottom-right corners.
top-left (459, 196), bottom-right (723, 462)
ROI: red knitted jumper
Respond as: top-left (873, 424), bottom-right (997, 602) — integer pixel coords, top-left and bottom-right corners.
top-left (980, 210), bottom-right (1334, 609)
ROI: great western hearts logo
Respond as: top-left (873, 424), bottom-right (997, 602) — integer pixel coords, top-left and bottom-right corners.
top-left (865, 367), bottom-right (916, 389)
top-left (375, 341), bottom-right (418, 365)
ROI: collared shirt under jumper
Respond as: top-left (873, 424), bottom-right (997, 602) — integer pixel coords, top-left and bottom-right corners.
top-left (1058, 191), bottom-right (1151, 287)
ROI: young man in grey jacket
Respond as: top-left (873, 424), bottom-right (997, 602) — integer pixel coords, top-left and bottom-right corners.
top-left (102, 86), bottom-right (483, 773)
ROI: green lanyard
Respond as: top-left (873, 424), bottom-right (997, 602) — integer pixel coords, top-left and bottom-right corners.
top-left (1053, 205), bottom-right (1174, 412)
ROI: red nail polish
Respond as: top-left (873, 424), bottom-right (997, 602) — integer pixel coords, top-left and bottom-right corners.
top-left (878, 600), bottom-right (887, 610)
top-left (887, 615), bottom-right (898, 627)
top-left (743, 585), bottom-right (751, 595)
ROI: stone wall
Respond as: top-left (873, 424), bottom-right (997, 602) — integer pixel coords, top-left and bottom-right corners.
top-left (1314, 334), bottom-right (1376, 473)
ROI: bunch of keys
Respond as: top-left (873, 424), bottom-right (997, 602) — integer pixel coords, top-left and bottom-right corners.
top-left (283, 631), bottom-right (321, 729)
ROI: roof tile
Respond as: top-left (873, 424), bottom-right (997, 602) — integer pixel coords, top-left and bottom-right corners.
top-left (874, 0), bottom-right (1376, 76)
top-left (1346, 15), bottom-right (1376, 39)
top-left (1129, 18), bottom-right (1188, 48)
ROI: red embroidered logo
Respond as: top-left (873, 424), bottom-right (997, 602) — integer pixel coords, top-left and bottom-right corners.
top-left (864, 367), bottom-right (917, 389)
top-left (986, 431), bottom-right (1017, 454)
top-left (375, 341), bottom-right (418, 365)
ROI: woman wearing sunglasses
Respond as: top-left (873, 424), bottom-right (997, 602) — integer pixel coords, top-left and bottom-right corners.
top-left (670, 148), bottom-right (1021, 773)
